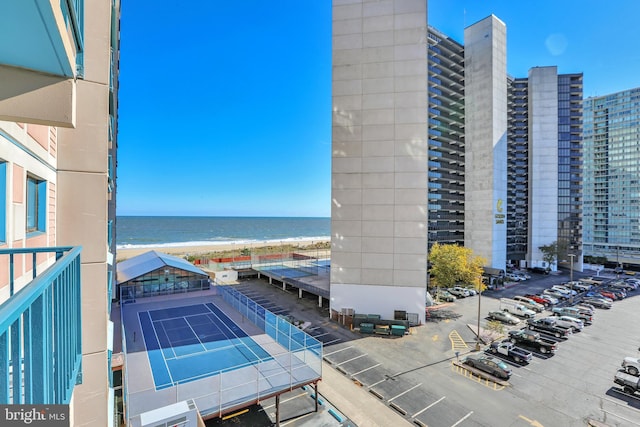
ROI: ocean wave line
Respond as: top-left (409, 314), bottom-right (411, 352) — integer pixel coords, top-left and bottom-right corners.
top-left (116, 236), bottom-right (330, 250)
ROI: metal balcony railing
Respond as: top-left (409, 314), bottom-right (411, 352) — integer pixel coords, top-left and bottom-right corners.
top-left (0, 246), bottom-right (82, 405)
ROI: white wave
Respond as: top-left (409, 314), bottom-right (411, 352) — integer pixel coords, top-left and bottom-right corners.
top-left (116, 236), bottom-right (330, 250)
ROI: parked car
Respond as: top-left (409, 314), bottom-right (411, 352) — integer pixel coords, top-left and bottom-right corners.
top-left (435, 289), bottom-right (456, 302)
top-left (551, 315), bottom-right (584, 331)
top-left (551, 285), bottom-right (577, 297)
top-left (598, 289), bottom-right (620, 300)
top-left (488, 341), bottom-right (532, 364)
top-left (512, 296), bottom-right (544, 313)
top-left (529, 267), bottom-right (550, 275)
top-left (573, 302), bottom-right (596, 315)
top-left (553, 306), bottom-right (593, 324)
top-left (506, 273), bottom-right (523, 282)
top-left (464, 354), bottom-right (512, 380)
top-left (608, 281), bottom-right (635, 291)
top-left (622, 357), bottom-right (640, 376)
top-left (524, 293), bottom-right (554, 307)
top-left (508, 329), bottom-right (558, 354)
top-left (581, 296), bottom-right (612, 309)
top-left (565, 281), bottom-right (591, 292)
top-left (512, 272), bottom-right (530, 281)
top-left (449, 286), bottom-right (471, 298)
top-left (614, 370), bottom-right (640, 395)
top-left (602, 287), bottom-right (626, 299)
top-left (585, 291), bottom-right (614, 302)
top-left (624, 278), bottom-right (640, 288)
top-left (543, 289), bottom-right (568, 301)
top-left (499, 298), bottom-right (536, 318)
top-left (488, 310), bottom-right (521, 325)
top-left (527, 317), bottom-right (572, 338)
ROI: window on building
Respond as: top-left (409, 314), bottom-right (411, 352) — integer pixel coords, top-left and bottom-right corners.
top-left (26, 175), bottom-right (46, 234)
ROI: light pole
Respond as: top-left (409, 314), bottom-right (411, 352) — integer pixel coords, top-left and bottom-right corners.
top-left (568, 253), bottom-right (575, 304)
top-left (475, 276), bottom-right (482, 351)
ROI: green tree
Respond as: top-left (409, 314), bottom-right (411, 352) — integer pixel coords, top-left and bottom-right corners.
top-left (538, 240), bottom-right (567, 268)
top-left (428, 243), bottom-right (487, 292)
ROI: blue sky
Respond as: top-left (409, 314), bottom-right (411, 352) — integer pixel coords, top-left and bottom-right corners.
top-left (116, 1), bottom-right (640, 217)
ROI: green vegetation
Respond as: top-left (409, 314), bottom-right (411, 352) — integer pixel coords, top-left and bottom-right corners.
top-left (428, 243), bottom-right (487, 292)
top-left (538, 240), bottom-right (569, 268)
top-left (485, 319), bottom-right (505, 336)
top-left (184, 241), bottom-right (331, 263)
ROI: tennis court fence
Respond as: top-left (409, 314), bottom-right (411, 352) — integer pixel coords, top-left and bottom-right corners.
top-left (122, 287), bottom-right (323, 424)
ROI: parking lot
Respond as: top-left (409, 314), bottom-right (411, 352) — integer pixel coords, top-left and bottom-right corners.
top-left (207, 271), bottom-right (640, 426)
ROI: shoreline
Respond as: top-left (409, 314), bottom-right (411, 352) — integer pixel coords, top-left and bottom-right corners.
top-left (115, 238), bottom-right (331, 261)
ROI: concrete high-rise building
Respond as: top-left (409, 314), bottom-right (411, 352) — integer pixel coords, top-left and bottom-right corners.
top-left (508, 68), bottom-right (583, 270)
top-left (426, 21), bottom-right (583, 272)
top-left (0, 1), bottom-right (120, 425)
top-left (427, 27), bottom-right (465, 247)
top-left (331, 0), bottom-right (428, 323)
top-left (583, 87), bottom-right (640, 268)
top-left (463, 15), bottom-right (508, 270)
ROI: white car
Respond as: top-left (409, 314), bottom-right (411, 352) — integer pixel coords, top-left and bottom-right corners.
top-left (449, 286), bottom-right (471, 298)
top-left (552, 285), bottom-right (577, 297)
top-left (622, 357), bottom-right (640, 376)
top-left (552, 315), bottom-right (584, 331)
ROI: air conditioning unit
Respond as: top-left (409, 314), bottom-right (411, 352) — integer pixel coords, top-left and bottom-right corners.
top-left (137, 399), bottom-right (199, 427)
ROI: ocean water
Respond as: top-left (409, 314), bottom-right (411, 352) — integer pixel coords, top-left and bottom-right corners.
top-left (116, 216), bottom-right (331, 249)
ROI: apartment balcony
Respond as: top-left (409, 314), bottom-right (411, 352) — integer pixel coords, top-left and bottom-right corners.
top-left (0, 1), bottom-right (84, 127)
top-left (0, 246), bottom-right (82, 405)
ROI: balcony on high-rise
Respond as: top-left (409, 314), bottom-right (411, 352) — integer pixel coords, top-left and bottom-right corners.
top-left (0, 247), bottom-right (82, 405)
top-left (0, 1), bottom-right (84, 127)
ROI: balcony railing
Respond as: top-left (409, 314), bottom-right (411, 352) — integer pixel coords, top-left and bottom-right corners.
top-left (0, 246), bottom-right (82, 405)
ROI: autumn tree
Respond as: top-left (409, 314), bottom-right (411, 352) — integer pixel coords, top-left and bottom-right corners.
top-left (428, 243), bottom-right (487, 292)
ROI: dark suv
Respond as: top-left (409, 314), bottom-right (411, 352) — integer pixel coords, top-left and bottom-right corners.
top-left (529, 267), bottom-right (549, 275)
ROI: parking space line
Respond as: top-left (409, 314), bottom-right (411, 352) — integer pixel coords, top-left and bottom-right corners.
top-left (351, 363), bottom-right (381, 376)
top-left (412, 396), bottom-right (445, 417)
top-left (451, 411), bottom-right (473, 426)
top-left (323, 338), bottom-right (342, 345)
top-left (604, 395), bottom-right (640, 411)
top-left (388, 383), bottom-right (422, 402)
top-left (369, 378), bottom-right (387, 387)
top-left (601, 409), bottom-right (640, 426)
top-left (324, 346), bottom-right (353, 357)
top-left (336, 353), bottom-right (367, 366)
top-left (312, 332), bottom-right (330, 339)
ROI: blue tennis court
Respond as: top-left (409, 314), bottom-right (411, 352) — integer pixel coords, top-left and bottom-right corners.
top-left (138, 303), bottom-right (272, 390)
top-left (255, 265), bottom-right (313, 278)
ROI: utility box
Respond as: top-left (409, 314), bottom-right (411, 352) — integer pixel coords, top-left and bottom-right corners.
top-left (391, 325), bottom-right (406, 336)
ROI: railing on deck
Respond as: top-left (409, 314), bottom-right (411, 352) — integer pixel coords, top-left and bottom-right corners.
top-left (0, 246), bottom-right (82, 404)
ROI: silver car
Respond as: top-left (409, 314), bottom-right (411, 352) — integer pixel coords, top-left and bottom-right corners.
top-left (488, 310), bottom-right (521, 325)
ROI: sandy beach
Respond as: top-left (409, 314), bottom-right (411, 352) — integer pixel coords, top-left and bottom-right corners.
top-left (115, 238), bottom-right (331, 262)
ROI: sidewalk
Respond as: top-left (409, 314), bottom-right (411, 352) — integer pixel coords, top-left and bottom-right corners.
top-left (317, 360), bottom-right (412, 427)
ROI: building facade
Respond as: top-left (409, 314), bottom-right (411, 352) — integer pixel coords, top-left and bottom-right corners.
top-left (463, 15), bottom-right (508, 270)
top-left (331, 0), bottom-right (428, 323)
top-left (427, 27), bottom-right (465, 248)
top-left (0, 1), bottom-right (120, 425)
top-left (583, 88), bottom-right (640, 268)
top-left (427, 22), bottom-right (584, 272)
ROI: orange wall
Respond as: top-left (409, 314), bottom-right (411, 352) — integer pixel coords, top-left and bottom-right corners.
top-left (27, 124), bottom-right (50, 151)
top-left (13, 164), bottom-right (23, 203)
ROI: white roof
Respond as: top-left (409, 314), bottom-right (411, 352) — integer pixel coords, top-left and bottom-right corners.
top-left (116, 250), bottom-right (207, 284)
